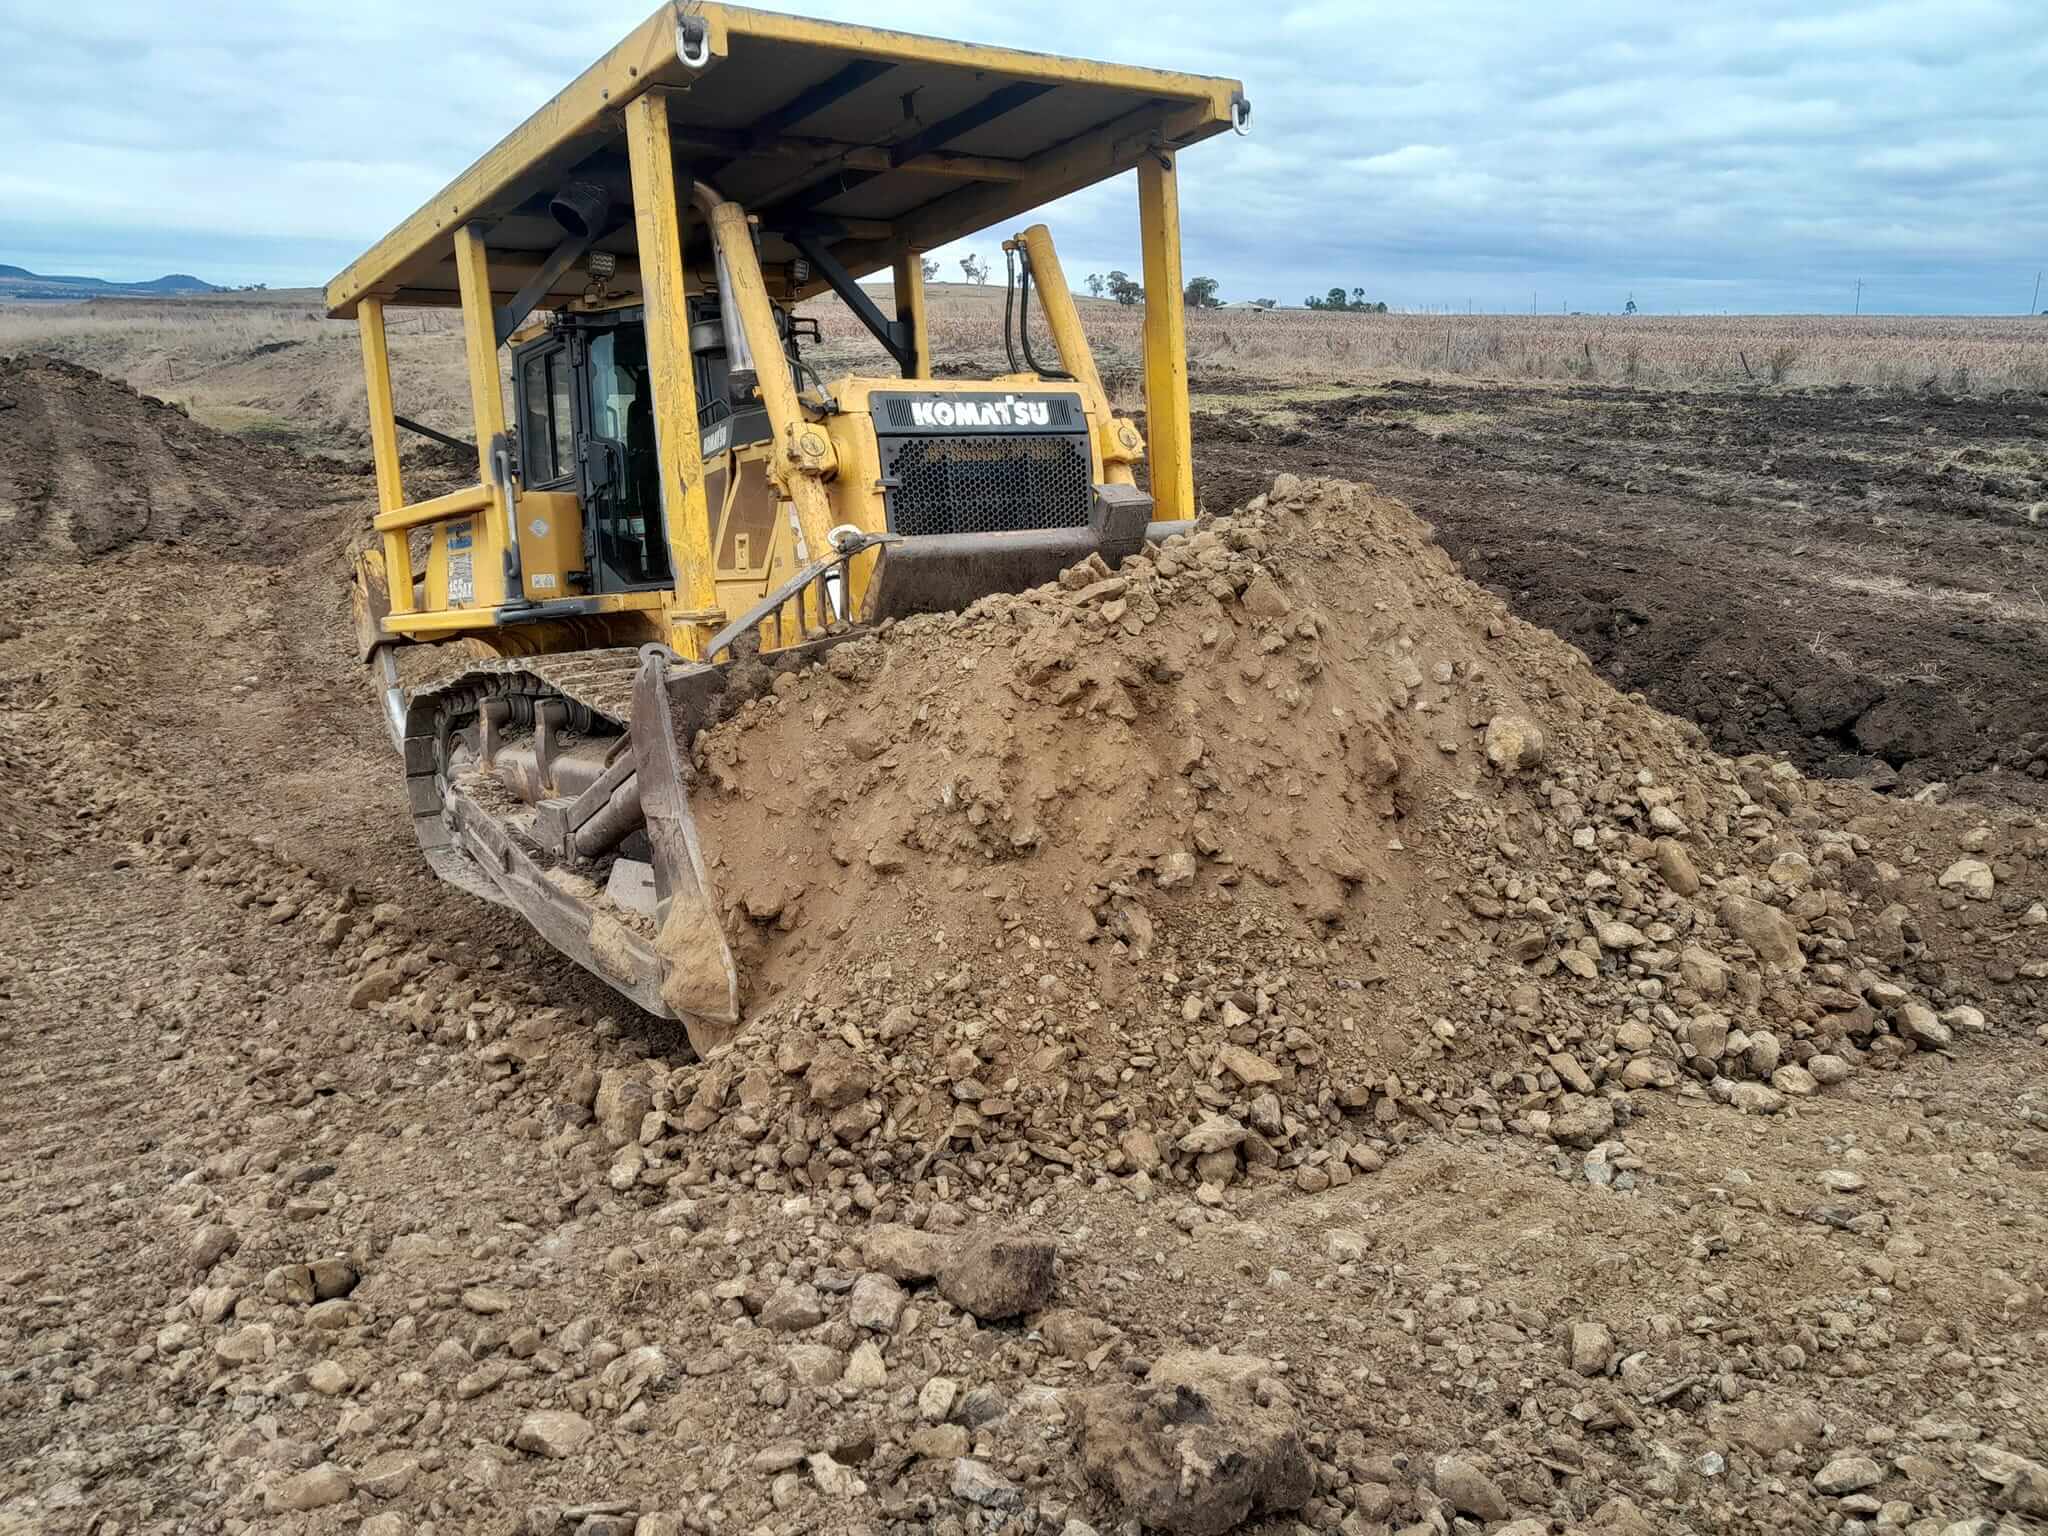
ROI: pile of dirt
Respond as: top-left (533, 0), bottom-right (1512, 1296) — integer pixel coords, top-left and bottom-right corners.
top-left (649, 475), bottom-right (2047, 1212)
top-left (0, 354), bottom-right (362, 562)
top-left (0, 356), bottom-right (396, 881)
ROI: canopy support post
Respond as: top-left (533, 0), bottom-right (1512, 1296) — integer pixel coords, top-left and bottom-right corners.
top-left (625, 91), bottom-right (722, 655)
top-left (453, 223), bottom-right (518, 606)
top-left (358, 297), bottom-right (413, 616)
top-left (891, 245), bottom-right (931, 379)
top-left (1137, 149), bottom-right (1193, 523)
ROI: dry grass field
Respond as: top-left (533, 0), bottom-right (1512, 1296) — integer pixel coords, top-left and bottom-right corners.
top-left (5, 286), bottom-right (2045, 460)
top-left (856, 285), bottom-right (2048, 397)
top-left (0, 293), bottom-right (467, 452)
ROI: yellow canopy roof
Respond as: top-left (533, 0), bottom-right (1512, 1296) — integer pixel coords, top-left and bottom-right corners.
top-left (324, 3), bottom-right (1247, 318)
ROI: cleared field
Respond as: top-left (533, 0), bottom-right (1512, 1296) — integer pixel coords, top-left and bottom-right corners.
top-left (1195, 378), bottom-right (2048, 805)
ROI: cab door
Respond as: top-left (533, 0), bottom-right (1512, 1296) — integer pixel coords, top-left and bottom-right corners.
top-left (572, 320), bottom-right (673, 593)
top-left (509, 335), bottom-right (586, 599)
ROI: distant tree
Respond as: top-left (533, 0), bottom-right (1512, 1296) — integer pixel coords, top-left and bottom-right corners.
top-left (920, 257), bottom-right (940, 281)
top-left (1371, 301), bottom-right (1388, 313)
top-left (1252, 298), bottom-right (1278, 309)
top-left (1183, 275), bottom-right (1222, 308)
top-left (1305, 287), bottom-right (1385, 312)
top-left (1105, 270), bottom-right (1142, 306)
top-left (958, 254), bottom-right (989, 284)
top-left (1085, 273), bottom-right (1105, 298)
top-left (1623, 294), bottom-right (1638, 315)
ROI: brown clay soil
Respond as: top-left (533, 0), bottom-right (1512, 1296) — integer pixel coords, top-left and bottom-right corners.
top-left (1191, 380), bottom-right (2048, 808)
top-left (3, 355), bottom-right (2048, 1536)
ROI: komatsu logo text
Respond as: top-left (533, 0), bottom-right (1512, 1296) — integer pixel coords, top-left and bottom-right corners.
top-left (908, 395), bottom-right (1053, 429)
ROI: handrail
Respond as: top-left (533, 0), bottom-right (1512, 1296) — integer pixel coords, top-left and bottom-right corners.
top-left (372, 482), bottom-right (494, 534)
top-left (702, 528), bottom-right (901, 662)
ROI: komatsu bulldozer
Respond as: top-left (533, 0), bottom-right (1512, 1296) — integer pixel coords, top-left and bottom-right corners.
top-left (328, 4), bottom-right (1248, 1053)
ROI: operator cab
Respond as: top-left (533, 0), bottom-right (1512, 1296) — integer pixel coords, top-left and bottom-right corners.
top-left (510, 299), bottom-right (817, 596)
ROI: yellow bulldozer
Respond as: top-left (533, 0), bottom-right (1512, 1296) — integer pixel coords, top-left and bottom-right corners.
top-left (329, 4), bottom-right (1248, 1053)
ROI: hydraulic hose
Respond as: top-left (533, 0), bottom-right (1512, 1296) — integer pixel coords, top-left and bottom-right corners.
top-left (1017, 254), bottom-right (1072, 381)
top-left (1001, 246), bottom-right (1021, 373)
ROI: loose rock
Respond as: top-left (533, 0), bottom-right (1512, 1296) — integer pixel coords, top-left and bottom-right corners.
top-left (515, 1409), bottom-right (595, 1459)
top-left (1073, 1351), bottom-right (1313, 1535)
top-left (938, 1231), bottom-right (1056, 1320)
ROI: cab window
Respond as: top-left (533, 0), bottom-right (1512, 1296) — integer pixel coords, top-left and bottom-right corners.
top-left (516, 345), bottom-right (574, 488)
top-left (584, 327), bottom-right (670, 588)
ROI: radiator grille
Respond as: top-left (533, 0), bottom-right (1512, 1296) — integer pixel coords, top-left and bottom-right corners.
top-left (880, 433), bottom-right (1092, 537)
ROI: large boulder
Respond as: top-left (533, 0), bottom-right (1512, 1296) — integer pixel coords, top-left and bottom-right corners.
top-left (804, 1045), bottom-right (873, 1109)
top-left (1073, 1351), bottom-right (1313, 1535)
top-left (262, 1464), bottom-right (354, 1513)
top-left (861, 1223), bottom-right (953, 1283)
top-left (1483, 715), bottom-right (1546, 774)
top-left (1717, 894), bottom-right (1804, 972)
top-left (513, 1409), bottom-right (593, 1459)
top-left (1972, 1445), bottom-right (2048, 1517)
top-left (937, 1231), bottom-right (1055, 1320)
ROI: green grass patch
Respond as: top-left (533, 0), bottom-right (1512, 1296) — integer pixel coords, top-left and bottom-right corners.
top-left (186, 401), bottom-right (319, 448)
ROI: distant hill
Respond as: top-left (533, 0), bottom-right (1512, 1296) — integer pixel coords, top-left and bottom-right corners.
top-left (0, 265), bottom-right (221, 301)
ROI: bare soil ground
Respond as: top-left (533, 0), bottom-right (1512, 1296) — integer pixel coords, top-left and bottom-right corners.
top-left (4, 357), bottom-right (2048, 1536)
top-left (1192, 379), bottom-right (2048, 808)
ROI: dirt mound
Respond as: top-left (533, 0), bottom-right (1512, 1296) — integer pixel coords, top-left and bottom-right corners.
top-left (0, 353), bottom-right (357, 561)
top-left (660, 476), bottom-right (2042, 1209)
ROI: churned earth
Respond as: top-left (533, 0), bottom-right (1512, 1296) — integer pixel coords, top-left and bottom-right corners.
top-left (1191, 379), bottom-right (2048, 808)
top-left (2, 357), bottom-right (2047, 1536)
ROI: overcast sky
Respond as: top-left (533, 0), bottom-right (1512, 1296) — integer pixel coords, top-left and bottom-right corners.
top-left (5, 0), bottom-right (2044, 314)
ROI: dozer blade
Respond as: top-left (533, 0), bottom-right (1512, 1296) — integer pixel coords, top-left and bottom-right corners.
top-left (396, 650), bottom-right (743, 1054)
top-left (864, 527), bottom-right (1107, 620)
top-left (630, 653), bottom-right (741, 1045)
top-left (862, 487), bottom-right (1192, 623)
top-left (436, 774), bottom-right (684, 1021)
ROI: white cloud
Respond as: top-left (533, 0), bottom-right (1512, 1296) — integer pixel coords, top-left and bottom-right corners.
top-left (1, 0), bottom-right (2041, 312)
top-left (1347, 145), bottom-right (1458, 176)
